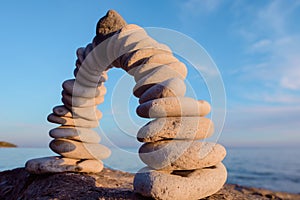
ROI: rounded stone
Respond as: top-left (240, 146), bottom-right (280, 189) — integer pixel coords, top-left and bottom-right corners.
top-left (62, 91), bottom-right (104, 108)
top-left (139, 77), bottom-right (186, 104)
top-left (96, 10), bottom-right (127, 36)
top-left (50, 138), bottom-right (111, 160)
top-left (113, 25), bottom-right (147, 65)
top-left (139, 141), bottom-right (226, 170)
top-left (118, 31), bottom-right (148, 59)
top-left (137, 117), bottom-right (214, 143)
top-left (25, 156), bottom-right (103, 174)
top-left (106, 33), bottom-right (119, 64)
top-left (134, 61), bottom-right (187, 83)
top-left (49, 126), bottom-right (101, 143)
top-left (62, 79), bottom-right (106, 98)
top-left (136, 97), bottom-right (211, 118)
top-left (119, 38), bottom-right (164, 72)
top-left (77, 159), bottom-right (104, 173)
top-left (133, 65), bottom-right (185, 97)
top-left (63, 103), bottom-right (102, 121)
top-left (75, 67), bottom-right (108, 87)
top-left (124, 47), bottom-right (172, 75)
top-left (47, 113), bottom-right (99, 128)
top-left (133, 163), bottom-right (227, 200)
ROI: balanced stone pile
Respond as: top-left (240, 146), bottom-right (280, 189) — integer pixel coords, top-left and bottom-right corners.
top-left (25, 10), bottom-right (227, 199)
top-left (25, 10), bottom-right (128, 174)
top-left (109, 24), bottom-right (227, 200)
top-left (25, 47), bottom-right (111, 174)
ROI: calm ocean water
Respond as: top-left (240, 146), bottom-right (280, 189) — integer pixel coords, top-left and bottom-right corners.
top-left (0, 147), bottom-right (299, 194)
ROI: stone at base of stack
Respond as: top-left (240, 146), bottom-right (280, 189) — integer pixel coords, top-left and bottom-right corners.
top-left (134, 163), bottom-right (227, 200)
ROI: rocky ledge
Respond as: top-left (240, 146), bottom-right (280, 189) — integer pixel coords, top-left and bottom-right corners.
top-left (0, 141), bottom-right (17, 148)
top-left (0, 167), bottom-right (299, 200)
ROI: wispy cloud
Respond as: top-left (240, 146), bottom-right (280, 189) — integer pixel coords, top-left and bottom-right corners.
top-left (228, 1), bottom-right (300, 105)
top-left (182, 0), bottom-right (222, 15)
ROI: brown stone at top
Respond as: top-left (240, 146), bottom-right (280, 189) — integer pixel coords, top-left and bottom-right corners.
top-left (94, 10), bottom-right (127, 44)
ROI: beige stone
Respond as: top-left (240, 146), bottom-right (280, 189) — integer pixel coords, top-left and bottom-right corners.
top-left (113, 24), bottom-right (146, 60)
top-left (139, 141), bottom-right (226, 170)
top-left (62, 79), bottom-right (107, 98)
top-left (50, 138), bottom-right (111, 160)
top-left (47, 113), bottom-right (99, 128)
top-left (134, 61), bottom-right (187, 83)
top-left (124, 47), bottom-right (172, 75)
top-left (25, 156), bottom-right (103, 174)
top-left (52, 105), bottom-right (102, 121)
top-left (133, 163), bottom-right (227, 200)
top-left (106, 32), bottom-right (119, 65)
top-left (76, 67), bottom-right (108, 86)
top-left (137, 117), bottom-right (214, 142)
top-left (118, 31), bottom-right (149, 58)
top-left (62, 91), bottom-right (104, 108)
top-left (82, 47), bottom-right (109, 74)
top-left (63, 103), bottom-right (102, 121)
top-left (75, 75), bottom-right (102, 88)
top-left (139, 77), bottom-right (186, 104)
top-left (118, 38), bottom-right (160, 71)
top-left (137, 97), bottom-right (211, 118)
top-left (77, 159), bottom-right (104, 173)
top-left (133, 65), bottom-right (185, 97)
top-left (75, 69), bottom-right (107, 88)
top-left (49, 126), bottom-right (101, 143)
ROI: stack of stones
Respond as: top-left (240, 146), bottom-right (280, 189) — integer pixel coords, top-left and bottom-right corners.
top-left (104, 20), bottom-right (228, 199)
top-left (25, 47), bottom-right (111, 174)
top-left (24, 10), bottom-right (128, 174)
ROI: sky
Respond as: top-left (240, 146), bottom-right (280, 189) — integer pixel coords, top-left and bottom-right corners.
top-left (0, 0), bottom-right (299, 148)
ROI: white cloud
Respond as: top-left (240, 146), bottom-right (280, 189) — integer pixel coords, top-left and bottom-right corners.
top-left (181, 0), bottom-right (222, 15)
top-left (249, 39), bottom-right (272, 52)
top-left (232, 1), bottom-right (300, 95)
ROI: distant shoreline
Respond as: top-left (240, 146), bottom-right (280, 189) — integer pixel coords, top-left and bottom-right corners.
top-left (0, 141), bottom-right (17, 148)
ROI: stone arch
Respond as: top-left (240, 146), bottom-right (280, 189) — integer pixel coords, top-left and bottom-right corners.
top-left (25, 10), bottom-right (227, 199)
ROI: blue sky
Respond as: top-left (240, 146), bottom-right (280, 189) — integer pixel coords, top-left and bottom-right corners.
top-left (0, 0), bottom-right (299, 148)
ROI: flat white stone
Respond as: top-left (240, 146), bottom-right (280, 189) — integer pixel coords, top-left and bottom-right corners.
top-left (25, 156), bottom-right (103, 174)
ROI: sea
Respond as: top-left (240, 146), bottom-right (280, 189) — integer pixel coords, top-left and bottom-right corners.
top-left (0, 146), bottom-right (299, 194)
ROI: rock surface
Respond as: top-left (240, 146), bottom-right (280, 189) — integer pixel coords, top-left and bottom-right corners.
top-left (0, 167), bottom-right (299, 200)
top-left (0, 141), bottom-right (17, 148)
top-left (134, 163), bottom-right (227, 200)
